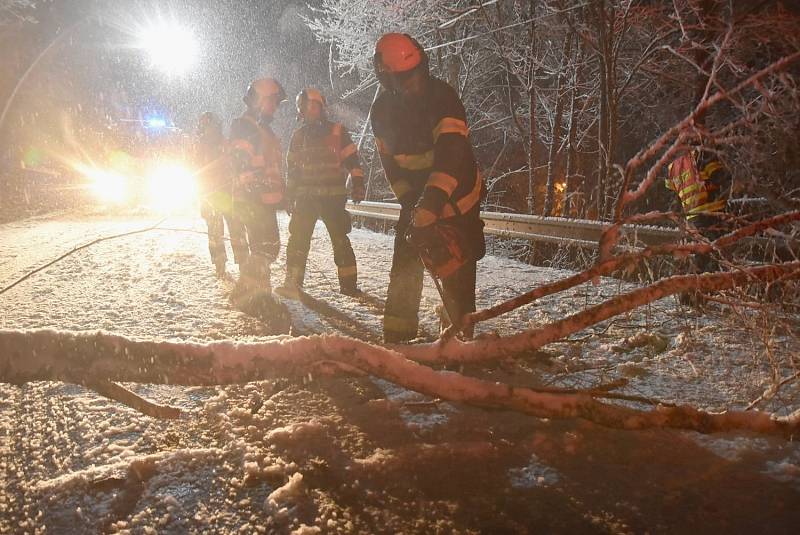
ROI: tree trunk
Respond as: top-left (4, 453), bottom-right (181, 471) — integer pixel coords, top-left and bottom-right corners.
top-left (543, 33), bottom-right (573, 216)
top-left (595, 0), bottom-right (611, 220)
top-left (563, 41), bottom-right (580, 218)
top-left (527, 1), bottom-right (537, 214)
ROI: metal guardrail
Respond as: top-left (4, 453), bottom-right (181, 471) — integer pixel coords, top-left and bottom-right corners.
top-left (347, 201), bottom-right (680, 248)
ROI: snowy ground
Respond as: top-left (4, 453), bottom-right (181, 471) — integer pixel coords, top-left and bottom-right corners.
top-left (1, 208), bottom-right (799, 533)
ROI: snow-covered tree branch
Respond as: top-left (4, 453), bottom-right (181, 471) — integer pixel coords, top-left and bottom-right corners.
top-left (1, 328), bottom-right (798, 437)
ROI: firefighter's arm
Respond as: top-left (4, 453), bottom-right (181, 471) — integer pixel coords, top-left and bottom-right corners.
top-left (340, 128), bottom-right (365, 203)
top-left (414, 96), bottom-right (472, 227)
top-left (703, 158), bottom-right (732, 200)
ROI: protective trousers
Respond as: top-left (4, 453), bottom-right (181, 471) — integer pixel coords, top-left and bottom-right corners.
top-left (284, 195), bottom-right (357, 293)
top-left (234, 199), bottom-right (280, 291)
top-left (383, 207), bottom-right (477, 343)
top-left (201, 198), bottom-right (248, 268)
top-left (690, 213), bottom-right (730, 273)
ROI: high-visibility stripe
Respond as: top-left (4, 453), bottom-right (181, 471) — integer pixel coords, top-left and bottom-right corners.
top-left (427, 172), bottom-right (458, 196)
top-left (337, 265), bottom-right (357, 278)
top-left (393, 150), bottom-right (434, 171)
top-left (432, 117), bottom-right (469, 143)
top-left (677, 182), bottom-right (702, 200)
top-left (682, 191), bottom-right (709, 209)
top-left (687, 198), bottom-right (726, 215)
top-left (376, 137), bottom-right (390, 155)
top-left (390, 179), bottom-right (412, 199)
top-left (340, 143), bottom-right (357, 159)
top-left (413, 207), bottom-right (437, 227)
top-left (441, 171), bottom-right (482, 218)
top-left (702, 161), bottom-right (722, 176)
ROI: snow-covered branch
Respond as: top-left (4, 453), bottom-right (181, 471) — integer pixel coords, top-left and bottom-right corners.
top-left (401, 262), bottom-right (800, 363)
top-left (1, 328), bottom-right (798, 437)
top-left (467, 211), bottom-right (800, 328)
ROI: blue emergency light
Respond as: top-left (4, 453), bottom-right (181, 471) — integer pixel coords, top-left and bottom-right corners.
top-left (146, 117), bottom-right (167, 129)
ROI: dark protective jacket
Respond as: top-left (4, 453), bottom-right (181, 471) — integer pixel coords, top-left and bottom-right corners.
top-left (370, 76), bottom-right (485, 260)
top-left (194, 130), bottom-right (228, 195)
top-left (666, 150), bottom-right (730, 219)
top-left (229, 114), bottom-right (284, 205)
top-left (286, 119), bottom-right (364, 198)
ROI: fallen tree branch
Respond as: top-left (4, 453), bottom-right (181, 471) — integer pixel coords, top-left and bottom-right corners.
top-left (87, 380), bottom-right (181, 419)
top-left (0, 328), bottom-right (798, 437)
top-left (402, 262), bottom-right (800, 363)
top-left (464, 213), bottom-right (800, 329)
top-left (746, 371), bottom-right (800, 411)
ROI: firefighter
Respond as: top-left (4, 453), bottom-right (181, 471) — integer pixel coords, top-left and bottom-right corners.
top-left (276, 88), bottom-right (366, 298)
top-left (666, 146), bottom-right (732, 274)
top-left (370, 33), bottom-right (486, 343)
top-left (228, 78), bottom-right (287, 295)
top-left (194, 111), bottom-right (247, 278)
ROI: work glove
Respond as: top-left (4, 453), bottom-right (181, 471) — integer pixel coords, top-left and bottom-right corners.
top-left (351, 178), bottom-right (366, 204)
top-left (405, 206), bottom-right (437, 249)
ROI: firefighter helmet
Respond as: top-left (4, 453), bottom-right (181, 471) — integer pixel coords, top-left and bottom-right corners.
top-left (243, 78), bottom-right (287, 109)
top-left (295, 88), bottom-right (326, 116)
top-left (198, 111), bottom-right (221, 133)
top-left (373, 33), bottom-right (429, 89)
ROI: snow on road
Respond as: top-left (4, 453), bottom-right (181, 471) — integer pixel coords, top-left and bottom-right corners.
top-left (1, 210), bottom-right (799, 533)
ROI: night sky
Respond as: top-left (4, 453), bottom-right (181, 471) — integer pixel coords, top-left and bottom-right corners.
top-left (0, 0), bottom-right (335, 163)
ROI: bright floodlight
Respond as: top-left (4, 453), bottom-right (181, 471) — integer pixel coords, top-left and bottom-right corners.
top-left (137, 22), bottom-right (198, 75)
top-left (79, 165), bottom-right (129, 205)
top-left (147, 162), bottom-right (198, 212)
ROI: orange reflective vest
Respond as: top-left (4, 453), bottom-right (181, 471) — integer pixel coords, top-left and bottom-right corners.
top-left (666, 151), bottom-right (726, 219)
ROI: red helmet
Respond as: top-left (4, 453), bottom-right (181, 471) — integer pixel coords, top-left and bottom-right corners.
top-left (373, 33), bottom-right (428, 89)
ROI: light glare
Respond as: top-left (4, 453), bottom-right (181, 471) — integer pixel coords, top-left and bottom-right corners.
top-left (147, 163), bottom-right (198, 212)
top-left (79, 165), bottom-right (129, 205)
top-left (138, 22), bottom-right (198, 75)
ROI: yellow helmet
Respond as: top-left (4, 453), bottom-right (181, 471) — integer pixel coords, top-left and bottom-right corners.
top-left (295, 88), bottom-right (326, 117)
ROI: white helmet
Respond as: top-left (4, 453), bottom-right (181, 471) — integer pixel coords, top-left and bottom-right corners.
top-left (295, 87), bottom-right (326, 117)
top-left (243, 78), bottom-right (287, 109)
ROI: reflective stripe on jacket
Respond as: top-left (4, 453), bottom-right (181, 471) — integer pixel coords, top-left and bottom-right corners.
top-left (370, 76), bottom-right (482, 218)
top-left (286, 120), bottom-right (363, 198)
top-left (666, 151), bottom-right (727, 219)
top-left (229, 114), bottom-right (285, 205)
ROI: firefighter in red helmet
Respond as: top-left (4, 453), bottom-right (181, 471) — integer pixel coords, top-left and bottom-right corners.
top-left (276, 88), bottom-right (365, 299)
top-left (228, 78), bottom-right (287, 296)
top-left (371, 33), bottom-right (486, 342)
